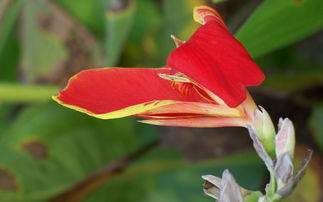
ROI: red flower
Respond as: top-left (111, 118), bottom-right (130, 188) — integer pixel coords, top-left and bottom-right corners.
top-left (53, 6), bottom-right (264, 128)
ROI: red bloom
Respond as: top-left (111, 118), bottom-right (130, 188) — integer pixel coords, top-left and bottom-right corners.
top-left (53, 6), bottom-right (265, 128)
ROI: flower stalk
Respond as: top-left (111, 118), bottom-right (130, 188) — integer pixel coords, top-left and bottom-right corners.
top-left (203, 110), bottom-right (312, 202)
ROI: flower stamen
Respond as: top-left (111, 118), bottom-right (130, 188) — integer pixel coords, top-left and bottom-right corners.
top-left (159, 73), bottom-right (216, 103)
top-left (158, 73), bottom-right (191, 83)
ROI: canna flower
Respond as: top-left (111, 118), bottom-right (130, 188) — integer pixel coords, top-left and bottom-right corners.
top-left (53, 6), bottom-right (264, 128)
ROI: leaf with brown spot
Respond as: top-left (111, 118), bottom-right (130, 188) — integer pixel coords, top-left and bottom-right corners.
top-left (0, 102), bottom-right (153, 201)
top-left (0, 168), bottom-right (18, 191)
top-left (21, 140), bottom-right (48, 159)
top-left (21, 0), bottom-right (67, 83)
top-left (20, 0), bottom-right (102, 84)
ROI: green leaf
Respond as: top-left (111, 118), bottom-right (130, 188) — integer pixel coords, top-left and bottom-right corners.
top-left (21, 0), bottom-right (67, 82)
top-left (236, 0), bottom-right (323, 58)
top-left (105, 0), bottom-right (136, 66)
top-left (55, 0), bottom-right (106, 37)
top-left (127, 0), bottom-right (161, 46)
top-left (309, 105), bottom-right (323, 152)
top-left (0, 0), bottom-right (23, 81)
top-left (212, 0), bottom-right (227, 3)
top-left (120, 0), bottom-right (162, 67)
top-left (0, 83), bottom-right (58, 103)
top-left (0, 103), bottom-right (14, 135)
top-left (255, 48), bottom-right (323, 90)
top-left (264, 69), bottom-right (323, 91)
top-left (153, 0), bottom-right (205, 66)
top-left (82, 150), bottom-right (266, 202)
top-left (0, 102), bottom-right (154, 201)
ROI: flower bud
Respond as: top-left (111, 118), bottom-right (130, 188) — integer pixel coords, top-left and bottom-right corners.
top-left (253, 106), bottom-right (276, 157)
top-left (219, 170), bottom-right (243, 202)
top-left (274, 152), bottom-right (294, 191)
top-left (202, 175), bottom-right (221, 199)
top-left (202, 171), bottom-right (254, 201)
top-left (275, 118), bottom-right (295, 159)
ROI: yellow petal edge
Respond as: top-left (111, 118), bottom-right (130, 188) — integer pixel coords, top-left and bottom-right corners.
top-left (52, 96), bottom-right (179, 119)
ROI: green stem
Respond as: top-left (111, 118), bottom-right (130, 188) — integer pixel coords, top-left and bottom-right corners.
top-left (266, 167), bottom-right (276, 198)
top-left (271, 194), bottom-right (282, 202)
top-left (0, 83), bottom-right (58, 103)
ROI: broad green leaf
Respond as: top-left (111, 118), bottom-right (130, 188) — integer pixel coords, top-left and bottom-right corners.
top-left (55, 0), bottom-right (106, 37)
top-left (0, 83), bottom-right (58, 103)
top-left (21, 0), bottom-right (67, 82)
top-left (105, 0), bottom-right (136, 66)
top-left (309, 105), bottom-right (323, 152)
top-left (155, 0), bottom-right (206, 65)
top-left (82, 150), bottom-right (266, 202)
top-left (0, 102), bottom-right (156, 201)
top-left (236, 0), bottom-right (323, 58)
top-left (127, 0), bottom-right (161, 46)
top-left (148, 154), bottom-right (265, 202)
top-left (255, 47), bottom-right (323, 90)
top-left (120, 0), bottom-right (162, 66)
top-left (0, 103), bottom-right (14, 135)
top-left (212, 0), bottom-right (227, 3)
top-left (163, 0), bottom-right (205, 41)
top-left (0, 0), bottom-right (23, 81)
top-left (81, 148), bottom-right (183, 202)
top-left (264, 68), bottom-right (323, 91)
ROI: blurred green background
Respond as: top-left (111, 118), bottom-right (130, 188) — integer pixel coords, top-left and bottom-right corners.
top-left (0, 0), bottom-right (322, 201)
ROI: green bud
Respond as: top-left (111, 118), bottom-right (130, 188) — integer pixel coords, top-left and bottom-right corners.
top-left (253, 106), bottom-right (276, 157)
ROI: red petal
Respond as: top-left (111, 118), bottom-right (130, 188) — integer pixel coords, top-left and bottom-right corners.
top-left (142, 102), bottom-right (241, 117)
top-left (54, 67), bottom-right (207, 118)
top-left (139, 117), bottom-right (246, 128)
top-left (167, 7), bottom-right (264, 107)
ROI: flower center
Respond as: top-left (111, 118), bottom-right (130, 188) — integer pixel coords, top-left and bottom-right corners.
top-left (158, 73), bottom-right (215, 103)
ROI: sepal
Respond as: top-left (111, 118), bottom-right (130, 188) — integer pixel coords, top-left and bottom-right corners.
top-left (253, 107), bottom-right (276, 157)
top-left (275, 118), bottom-right (295, 159)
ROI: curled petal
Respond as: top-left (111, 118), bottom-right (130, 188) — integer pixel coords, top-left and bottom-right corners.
top-left (193, 5), bottom-right (224, 25)
top-left (168, 6), bottom-right (265, 107)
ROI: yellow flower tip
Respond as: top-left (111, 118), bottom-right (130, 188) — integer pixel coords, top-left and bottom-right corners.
top-left (52, 95), bottom-right (59, 103)
top-left (193, 5), bottom-right (223, 25)
top-left (170, 35), bottom-right (185, 47)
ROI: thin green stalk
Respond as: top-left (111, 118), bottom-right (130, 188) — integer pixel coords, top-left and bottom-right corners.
top-left (266, 168), bottom-right (276, 198)
top-left (0, 83), bottom-right (58, 103)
